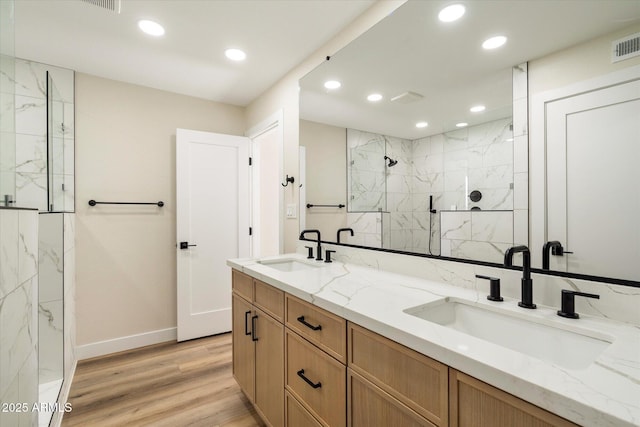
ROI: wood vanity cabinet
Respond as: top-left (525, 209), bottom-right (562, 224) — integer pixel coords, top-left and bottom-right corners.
top-left (231, 270), bottom-right (284, 427)
top-left (449, 370), bottom-right (579, 427)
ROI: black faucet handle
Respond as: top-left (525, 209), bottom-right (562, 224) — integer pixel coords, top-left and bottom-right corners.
top-left (476, 275), bottom-right (503, 302)
top-left (324, 250), bottom-right (336, 263)
top-left (557, 289), bottom-right (600, 319)
top-left (305, 246), bottom-right (314, 259)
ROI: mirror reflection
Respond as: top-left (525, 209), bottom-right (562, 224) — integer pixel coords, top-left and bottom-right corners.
top-left (299, 0), bottom-right (640, 281)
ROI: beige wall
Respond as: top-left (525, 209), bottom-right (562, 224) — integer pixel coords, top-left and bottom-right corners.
top-left (300, 120), bottom-right (347, 238)
top-left (245, 0), bottom-right (406, 252)
top-left (529, 23), bottom-right (640, 95)
top-left (75, 73), bottom-right (244, 346)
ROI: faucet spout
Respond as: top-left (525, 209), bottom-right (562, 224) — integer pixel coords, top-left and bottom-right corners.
top-left (300, 229), bottom-right (323, 261)
top-left (504, 245), bottom-right (536, 309)
top-left (336, 227), bottom-right (354, 243)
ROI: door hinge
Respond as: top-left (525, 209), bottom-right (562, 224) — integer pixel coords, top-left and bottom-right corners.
top-left (249, 227), bottom-right (253, 236)
top-left (249, 157), bottom-right (252, 166)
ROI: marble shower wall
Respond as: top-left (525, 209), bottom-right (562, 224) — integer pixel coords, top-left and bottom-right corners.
top-left (347, 129), bottom-right (387, 212)
top-left (0, 207), bottom-right (39, 427)
top-left (13, 59), bottom-right (74, 211)
top-left (0, 1), bottom-right (15, 203)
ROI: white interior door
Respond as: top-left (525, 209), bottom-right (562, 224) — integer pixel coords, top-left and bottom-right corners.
top-left (176, 128), bottom-right (250, 341)
top-left (546, 79), bottom-right (640, 280)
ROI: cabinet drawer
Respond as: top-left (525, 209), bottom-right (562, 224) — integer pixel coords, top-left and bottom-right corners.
top-left (286, 295), bottom-right (347, 363)
top-left (348, 323), bottom-right (448, 426)
top-left (232, 269), bottom-right (253, 301)
top-left (286, 329), bottom-right (346, 427)
top-left (254, 279), bottom-right (284, 321)
top-left (286, 390), bottom-right (323, 427)
top-left (348, 369), bottom-right (436, 427)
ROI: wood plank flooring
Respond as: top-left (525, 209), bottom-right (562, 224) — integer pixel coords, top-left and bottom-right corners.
top-left (62, 333), bottom-right (266, 427)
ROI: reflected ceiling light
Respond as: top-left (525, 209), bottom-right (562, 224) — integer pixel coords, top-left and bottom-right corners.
top-left (470, 105), bottom-right (486, 112)
top-left (138, 20), bottom-right (165, 36)
top-left (456, 122), bottom-right (468, 127)
top-left (324, 80), bottom-right (341, 90)
top-left (225, 48), bottom-right (247, 61)
top-left (438, 4), bottom-right (465, 22)
top-left (482, 35), bottom-right (507, 50)
top-left (367, 93), bottom-right (383, 102)
top-left (416, 121), bottom-right (429, 128)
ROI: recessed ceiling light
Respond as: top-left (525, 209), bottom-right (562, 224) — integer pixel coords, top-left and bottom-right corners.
top-left (470, 105), bottom-right (486, 113)
top-left (367, 93), bottom-right (383, 102)
top-left (324, 80), bottom-right (341, 90)
top-left (438, 4), bottom-right (465, 22)
top-left (225, 48), bottom-right (247, 61)
top-left (456, 122), bottom-right (468, 127)
top-left (138, 20), bottom-right (165, 37)
top-left (416, 121), bottom-right (429, 128)
top-left (482, 35), bottom-right (507, 50)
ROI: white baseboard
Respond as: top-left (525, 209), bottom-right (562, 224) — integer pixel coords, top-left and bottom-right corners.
top-left (76, 327), bottom-right (177, 360)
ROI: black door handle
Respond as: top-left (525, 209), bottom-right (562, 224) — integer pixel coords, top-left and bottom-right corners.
top-left (251, 315), bottom-right (258, 341)
top-left (297, 315), bottom-right (322, 331)
top-left (179, 241), bottom-right (197, 250)
top-left (297, 369), bottom-right (322, 389)
top-left (244, 311), bottom-right (251, 336)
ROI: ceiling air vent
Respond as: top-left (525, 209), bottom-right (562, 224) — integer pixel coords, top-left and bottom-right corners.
top-left (390, 91), bottom-right (424, 104)
top-left (80, 0), bottom-right (121, 13)
top-left (612, 32), bottom-right (640, 63)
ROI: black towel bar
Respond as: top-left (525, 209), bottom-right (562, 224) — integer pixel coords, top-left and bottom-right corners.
top-left (88, 200), bottom-right (164, 207)
top-left (306, 203), bottom-right (345, 209)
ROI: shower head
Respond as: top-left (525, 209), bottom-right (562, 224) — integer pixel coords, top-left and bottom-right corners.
top-left (384, 156), bottom-right (398, 167)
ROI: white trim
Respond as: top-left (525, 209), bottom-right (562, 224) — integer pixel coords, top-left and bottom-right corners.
top-left (529, 64), bottom-right (640, 266)
top-left (75, 327), bottom-right (177, 360)
top-left (246, 109), bottom-right (285, 255)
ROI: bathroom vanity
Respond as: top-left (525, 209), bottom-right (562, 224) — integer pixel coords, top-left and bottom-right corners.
top-left (228, 254), bottom-right (639, 427)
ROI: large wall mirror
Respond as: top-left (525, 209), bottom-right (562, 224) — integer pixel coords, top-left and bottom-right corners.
top-left (299, 0), bottom-right (640, 284)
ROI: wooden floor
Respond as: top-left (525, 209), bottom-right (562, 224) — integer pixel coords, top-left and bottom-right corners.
top-left (62, 333), bottom-right (266, 427)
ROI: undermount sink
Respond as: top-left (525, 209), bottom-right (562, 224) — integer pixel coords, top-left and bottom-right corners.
top-left (257, 258), bottom-right (321, 272)
top-left (404, 298), bottom-right (613, 370)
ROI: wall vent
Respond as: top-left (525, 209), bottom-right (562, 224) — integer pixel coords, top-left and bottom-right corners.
top-left (612, 32), bottom-right (640, 63)
top-left (80, 0), bottom-right (121, 13)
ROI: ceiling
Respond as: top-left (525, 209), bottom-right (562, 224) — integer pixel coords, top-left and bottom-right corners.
top-left (14, 0), bottom-right (375, 106)
top-left (300, 0), bottom-right (640, 140)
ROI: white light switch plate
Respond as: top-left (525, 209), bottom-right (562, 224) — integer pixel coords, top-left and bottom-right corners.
top-left (286, 204), bottom-right (297, 218)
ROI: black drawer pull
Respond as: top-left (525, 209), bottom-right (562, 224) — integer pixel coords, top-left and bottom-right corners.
top-left (251, 315), bottom-right (259, 341)
top-left (297, 369), bottom-right (322, 389)
top-left (244, 311), bottom-right (252, 336)
top-left (297, 315), bottom-right (322, 331)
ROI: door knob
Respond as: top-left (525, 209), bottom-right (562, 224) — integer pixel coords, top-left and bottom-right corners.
top-left (179, 241), bottom-right (197, 250)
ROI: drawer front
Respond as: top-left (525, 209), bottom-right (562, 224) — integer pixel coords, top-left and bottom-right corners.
top-left (254, 279), bottom-right (284, 321)
top-left (286, 391), bottom-right (323, 427)
top-left (348, 323), bottom-right (448, 426)
top-left (286, 295), bottom-right (347, 363)
top-left (348, 370), bottom-right (436, 427)
top-left (286, 329), bottom-right (346, 427)
top-left (232, 269), bottom-right (253, 301)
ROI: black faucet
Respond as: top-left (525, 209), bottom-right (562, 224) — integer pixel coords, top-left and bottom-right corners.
top-left (542, 240), bottom-right (573, 270)
top-left (504, 245), bottom-right (536, 309)
top-left (300, 229), bottom-right (323, 261)
top-left (336, 227), bottom-right (354, 243)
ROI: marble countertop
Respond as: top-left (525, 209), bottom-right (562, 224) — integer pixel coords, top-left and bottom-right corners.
top-left (228, 254), bottom-right (640, 427)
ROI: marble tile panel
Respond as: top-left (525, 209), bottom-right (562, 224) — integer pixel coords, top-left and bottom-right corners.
top-left (467, 117), bottom-right (512, 149)
top-left (439, 238), bottom-right (451, 257)
top-left (15, 172), bottom-right (47, 211)
top-left (39, 299), bottom-right (64, 383)
top-left (471, 211), bottom-right (514, 244)
top-left (350, 191), bottom-right (384, 212)
top-left (411, 229), bottom-right (428, 253)
top-left (443, 169), bottom-right (467, 193)
top-left (387, 192), bottom-right (412, 212)
top-left (347, 212), bottom-right (379, 234)
top-left (0, 132), bottom-right (16, 171)
top-left (412, 137), bottom-right (430, 159)
top-left (63, 175), bottom-right (75, 212)
top-left (350, 147), bottom-right (385, 173)
top-left (0, 96), bottom-right (15, 133)
top-left (483, 139), bottom-right (513, 169)
top-left (513, 172), bottom-right (528, 210)
top-left (362, 232), bottom-right (382, 248)
top-left (442, 191), bottom-right (467, 212)
top-left (15, 59), bottom-right (47, 99)
top-left (1, 209), bottom-right (19, 297)
top-left (64, 137), bottom-right (75, 176)
top-left (476, 187), bottom-right (513, 210)
top-left (413, 152), bottom-right (444, 175)
top-left (350, 169), bottom-right (385, 193)
top-left (389, 211), bottom-right (412, 231)
top-left (64, 212), bottom-right (75, 252)
top-left (0, 171), bottom-right (15, 199)
top-left (429, 134), bottom-right (445, 154)
top-left (389, 229), bottom-right (412, 251)
top-left (15, 133), bottom-right (46, 174)
top-left (513, 97), bottom-right (528, 137)
top-left (513, 209), bottom-right (529, 246)
top-left (39, 214), bottom-right (63, 303)
top-left (64, 245), bottom-right (76, 373)
top-left (18, 210), bottom-right (38, 285)
top-left (0, 372), bottom-right (21, 427)
top-left (513, 62), bottom-right (528, 101)
top-left (440, 211), bottom-right (471, 240)
top-left (513, 134), bottom-right (529, 173)
top-left (15, 95), bottom-right (46, 137)
top-left (449, 239), bottom-right (513, 264)
top-left (443, 128), bottom-right (468, 152)
top-left (385, 136), bottom-right (412, 159)
top-left (63, 102), bottom-right (74, 138)
top-left (467, 164), bottom-right (513, 192)
top-left (347, 129), bottom-right (385, 152)
top-left (0, 278), bottom-right (35, 399)
top-left (386, 173), bottom-right (411, 193)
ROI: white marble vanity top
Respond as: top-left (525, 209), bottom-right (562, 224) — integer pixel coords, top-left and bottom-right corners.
top-left (228, 254), bottom-right (640, 427)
